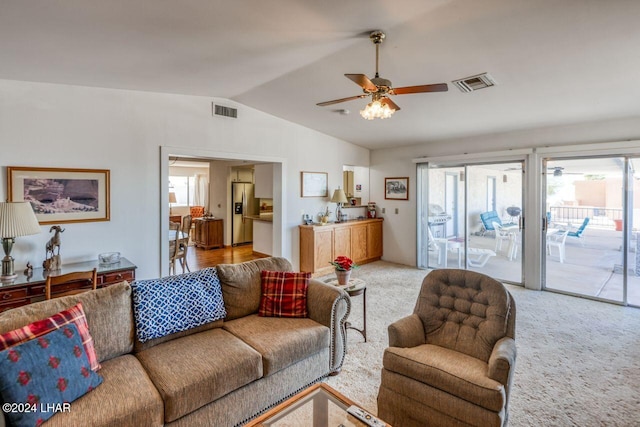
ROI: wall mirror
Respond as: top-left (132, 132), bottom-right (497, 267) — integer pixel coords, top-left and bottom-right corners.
top-left (342, 165), bottom-right (369, 207)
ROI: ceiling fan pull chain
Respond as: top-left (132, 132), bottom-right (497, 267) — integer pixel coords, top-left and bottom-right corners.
top-left (375, 43), bottom-right (380, 78)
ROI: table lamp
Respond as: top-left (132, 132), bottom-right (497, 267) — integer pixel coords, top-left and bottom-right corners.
top-left (331, 188), bottom-right (349, 223)
top-left (0, 202), bottom-right (41, 281)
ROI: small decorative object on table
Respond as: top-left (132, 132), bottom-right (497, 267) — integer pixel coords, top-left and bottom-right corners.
top-left (330, 255), bottom-right (358, 286)
top-left (99, 252), bottom-right (121, 265)
top-left (43, 225), bottom-right (65, 271)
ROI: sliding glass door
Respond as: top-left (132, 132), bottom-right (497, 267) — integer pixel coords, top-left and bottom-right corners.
top-left (543, 156), bottom-right (640, 306)
top-left (418, 161), bottom-right (524, 285)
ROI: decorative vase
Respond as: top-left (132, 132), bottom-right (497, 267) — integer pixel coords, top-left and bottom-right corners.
top-left (335, 269), bottom-right (352, 286)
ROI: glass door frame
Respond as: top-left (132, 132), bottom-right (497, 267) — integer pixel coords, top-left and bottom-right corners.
top-left (417, 157), bottom-right (527, 286)
top-left (541, 154), bottom-right (633, 305)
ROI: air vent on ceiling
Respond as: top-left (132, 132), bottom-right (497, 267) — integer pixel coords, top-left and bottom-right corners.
top-left (213, 103), bottom-right (238, 118)
top-left (452, 73), bottom-right (497, 93)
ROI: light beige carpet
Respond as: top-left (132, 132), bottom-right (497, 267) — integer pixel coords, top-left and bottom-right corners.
top-left (323, 261), bottom-right (640, 426)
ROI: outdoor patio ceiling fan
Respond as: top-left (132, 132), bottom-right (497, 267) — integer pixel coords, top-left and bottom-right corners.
top-left (548, 167), bottom-right (583, 177)
top-left (316, 31), bottom-right (448, 120)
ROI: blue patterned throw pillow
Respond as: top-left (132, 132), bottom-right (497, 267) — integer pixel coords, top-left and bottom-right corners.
top-left (131, 267), bottom-right (227, 342)
top-left (0, 323), bottom-right (103, 427)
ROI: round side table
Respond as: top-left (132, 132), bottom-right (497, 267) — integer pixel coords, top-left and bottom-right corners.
top-left (324, 277), bottom-right (367, 342)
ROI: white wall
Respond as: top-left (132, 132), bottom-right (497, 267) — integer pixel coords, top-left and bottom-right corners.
top-left (371, 117), bottom-right (640, 267)
top-left (0, 79), bottom-right (369, 279)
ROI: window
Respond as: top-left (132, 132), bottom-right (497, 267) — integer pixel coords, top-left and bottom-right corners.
top-left (169, 176), bottom-right (195, 206)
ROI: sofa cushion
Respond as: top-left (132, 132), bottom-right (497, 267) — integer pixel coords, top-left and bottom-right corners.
top-left (258, 270), bottom-right (310, 318)
top-left (0, 282), bottom-right (134, 363)
top-left (41, 354), bottom-right (163, 427)
top-left (216, 257), bottom-right (292, 320)
top-left (383, 344), bottom-right (505, 412)
top-left (133, 319), bottom-right (223, 353)
top-left (0, 302), bottom-right (100, 371)
top-left (223, 314), bottom-right (329, 377)
top-left (0, 324), bottom-right (103, 427)
top-left (135, 328), bottom-right (262, 423)
top-left (131, 267), bottom-right (226, 342)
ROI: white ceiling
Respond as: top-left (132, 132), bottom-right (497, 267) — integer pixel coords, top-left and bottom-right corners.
top-left (1, 0), bottom-right (639, 150)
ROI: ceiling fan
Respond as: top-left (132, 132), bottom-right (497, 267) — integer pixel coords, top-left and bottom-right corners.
top-left (548, 166), bottom-right (582, 177)
top-left (316, 31), bottom-right (448, 119)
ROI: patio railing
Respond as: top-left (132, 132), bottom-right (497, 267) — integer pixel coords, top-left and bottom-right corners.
top-left (549, 206), bottom-right (623, 228)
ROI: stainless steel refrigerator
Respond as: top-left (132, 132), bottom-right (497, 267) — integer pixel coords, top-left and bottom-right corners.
top-left (231, 182), bottom-right (259, 246)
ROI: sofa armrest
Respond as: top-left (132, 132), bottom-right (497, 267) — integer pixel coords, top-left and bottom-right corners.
top-left (307, 279), bottom-right (351, 374)
top-left (388, 314), bottom-right (425, 348)
top-left (488, 337), bottom-right (516, 385)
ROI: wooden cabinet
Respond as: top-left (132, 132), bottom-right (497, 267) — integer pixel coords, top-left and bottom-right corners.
top-left (254, 164), bottom-right (274, 198)
top-left (0, 258), bottom-right (137, 313)
top-left (299, 219), bottom-right (383, 276)
top-left (193, 218), bottom-right (224, 250)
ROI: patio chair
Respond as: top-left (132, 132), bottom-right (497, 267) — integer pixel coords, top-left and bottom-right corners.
top-left (566, 217), bottom-right (590, 246)
top-left (428, 227), bottom-right (462, 268)
top-left (467, 247), bottom-right (496, 267)
top-left (480, 211), bottom-right (515, 236)
top-left (547, 230), bottom-right (569, 263)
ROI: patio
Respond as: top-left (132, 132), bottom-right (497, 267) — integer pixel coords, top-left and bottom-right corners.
top-left (429, 225), bottom-right (640, 306)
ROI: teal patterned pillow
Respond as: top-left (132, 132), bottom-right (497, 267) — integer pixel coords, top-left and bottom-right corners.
top-left (0, 323), bottom-right (103, 427)
top-left (131, 267), bottom-right (227, 342)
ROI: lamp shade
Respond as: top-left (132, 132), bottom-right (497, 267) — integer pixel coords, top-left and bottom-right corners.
top-left (330, 189), bottom-right (348, 204)
top-left (169, 192), bottom-right (177, 204)
top-left (0, 202), bottom-right (41, 238)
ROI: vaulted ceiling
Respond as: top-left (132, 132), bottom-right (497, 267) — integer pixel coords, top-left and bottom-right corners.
top-left (1, 0), bottom-right (639, 149)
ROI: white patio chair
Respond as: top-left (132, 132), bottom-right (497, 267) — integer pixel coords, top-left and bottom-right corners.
top-left (547, 230), bottom-right (569, 263)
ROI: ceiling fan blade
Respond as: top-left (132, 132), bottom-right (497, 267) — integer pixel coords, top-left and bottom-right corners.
top-left (316, 95), bottom-right (367, 107)
top-left (345, 74), bottom-right (377, 92)
top-left (391, 83), bottom-right (448, 95)
top-left (380, 97), bottom-right (401, 111)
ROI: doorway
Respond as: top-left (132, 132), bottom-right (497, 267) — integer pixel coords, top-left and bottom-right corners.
top-left (418, 161), bottom-right (525, 285)
top-left (543, 156), bottom-right (639, 306)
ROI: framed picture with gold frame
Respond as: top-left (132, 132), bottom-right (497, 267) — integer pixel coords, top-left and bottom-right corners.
top-left (7, 166), bottom-right (110, 224)
top-left (301, 171), bottom-right (328, 197)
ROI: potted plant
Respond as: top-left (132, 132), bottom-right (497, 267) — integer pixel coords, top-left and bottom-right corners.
top-left (330, 256), bottom-right (358, 285)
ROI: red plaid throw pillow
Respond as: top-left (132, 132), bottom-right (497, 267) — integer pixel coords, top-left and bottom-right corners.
top-left (258, 270), bottom-right (310, 318)
top-left (0, 302), bottom-right (101, 371)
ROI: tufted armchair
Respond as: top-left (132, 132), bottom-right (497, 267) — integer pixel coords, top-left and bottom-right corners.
top-left (377, 269), bottom-right (516, 427)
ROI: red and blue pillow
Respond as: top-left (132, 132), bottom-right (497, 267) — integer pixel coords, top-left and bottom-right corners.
top-left (0, 303), bottom-right (100, 372)
top-left (0, 323), bottom-right (103, 427)
top-left (258, 270), bottom-right (310, 318)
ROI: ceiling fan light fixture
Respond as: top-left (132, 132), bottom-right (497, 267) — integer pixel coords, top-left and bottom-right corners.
top-left (360, 99), bottom-right (395, 120)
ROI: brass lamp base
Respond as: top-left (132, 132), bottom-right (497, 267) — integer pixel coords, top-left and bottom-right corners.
top-left (1, 238), bottom-right (17, 281)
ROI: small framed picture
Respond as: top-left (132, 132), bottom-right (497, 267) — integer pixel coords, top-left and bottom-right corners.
top-left (385, 177), bottom-right (409, 200)
top-left (301, 172), bottom-right (328, 197)
top-left (7, 166), bottom-right (110, 224)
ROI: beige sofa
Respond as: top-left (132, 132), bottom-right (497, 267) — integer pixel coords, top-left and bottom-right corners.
top-left (0, 257), bottom-right (350, 427)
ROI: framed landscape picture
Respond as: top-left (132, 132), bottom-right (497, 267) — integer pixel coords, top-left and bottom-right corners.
top-left (385, 177), bottom-right (409, 200)
top-left (7, 166), bottom-right (110, 224)
top-left (301, 171), bottom-right (328, 197)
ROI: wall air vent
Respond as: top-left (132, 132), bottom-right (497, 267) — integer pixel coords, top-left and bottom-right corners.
top-left (452, 73), bottom-right (497, 93)
top-left (213, 103), bottom-right (238, 118)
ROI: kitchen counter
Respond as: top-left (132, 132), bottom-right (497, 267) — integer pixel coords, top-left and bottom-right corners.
top-left (246, 213), bottom-right (273, 222)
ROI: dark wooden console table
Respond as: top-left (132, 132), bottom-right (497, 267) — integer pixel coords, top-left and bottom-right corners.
top-left (0, 257), bottom-right (137, 313)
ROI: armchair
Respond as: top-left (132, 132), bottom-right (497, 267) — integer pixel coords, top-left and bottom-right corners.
top-left (566, 217), bottom-right (590, 245)
top-left (377, 269), bottom-right (516, 427)
top-left (480, 211), bottom-right (515, 235)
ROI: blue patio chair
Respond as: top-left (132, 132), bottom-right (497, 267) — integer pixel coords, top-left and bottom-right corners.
top-left (480, 210), bottom-right (515, 235)
top-left (566, 217), bottom-right (590, 245)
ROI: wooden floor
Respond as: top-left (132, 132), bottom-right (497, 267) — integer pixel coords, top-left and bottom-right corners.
top-left (183, 243), bottom-right (267, 271)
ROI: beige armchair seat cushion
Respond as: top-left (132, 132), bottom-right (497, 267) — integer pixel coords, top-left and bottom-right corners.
top-left (383, 344), bottom-right (505, 412)
top-left (223, 314), bottom-right (330, 376)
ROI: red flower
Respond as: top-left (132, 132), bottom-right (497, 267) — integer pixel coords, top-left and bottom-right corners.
top-left (27, 394), bottom-right (40, 406)
top-left (81, 366), bottom-right (90, 378)
top-left (57, 377), bottom-right (68, 392)
top-left (329, 255), bottom-right (358, 271)
top-left (49, 356), bottom-right (60, 369)
top-left (73, 345), bottom-right (82, 358)
top-left (7, 349), bottom-right (20, 363)
top-left (37, 337), bottom-right (49, 348)
top-left (17, 370), bottom-right (31, 386)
